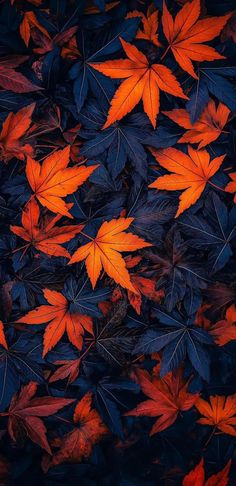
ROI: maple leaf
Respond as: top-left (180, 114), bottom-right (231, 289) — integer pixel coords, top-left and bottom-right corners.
top-left (16, 289), bottom-right (94, 357)
top-left (210, 305), bottom-right (236, 346)
top-left (149, 146), bottom-right (225, 217)
top-left (195, 395), bottom-right (236, 436)
top-left (0, 56), bottom-right (42, 93)
top-left (0, 320), bottom-right (8, 350)
top-left (43, 392), bottom-right (107, 469)
top-left (128, 275), bottom-right (164, 315)
top-left (162, 0), bottom-right (232, 79)
top-left (20, 11), bottom-right (50, 47)
top-left (10, 198), bottom-right (84, 258)
top-left (0, 382), bottom-right (74, 454)
top-left (0, 103), bottom-right (35, 163)
top-left (225, 172), bottom-right (236, 202)
top-left (26, 146), bottom-right (98, 218)
top-left (163, 99), bottom-right (230, 148)
top-left (49, 358), bottom-right (81, 385)
top-left (126, 368), bottom-right (199, 435)
top-left (183, 458), bottom-right (232, 486)
top-left (127, 5), bottom-right (161, 46)
top-left (89, 38), bottom-right (188, 129)
top-left (69, 217), bottom-right (152, 293)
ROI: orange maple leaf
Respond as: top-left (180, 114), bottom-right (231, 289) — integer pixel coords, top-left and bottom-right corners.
top-left (163, 99), bottom-right (230, 148)
top-left (20, 11), bottom-right (50, 47)
top-left (125, 368), bottom-right (199, 435)
top-left (195, 395), bottom-right (236, 436)
top-left (225, 173), bottom-right (236, 202)
top-left (0, 320), bottom-right (8, 350)
top-left (162, 0), bottom-right (232, 79)
top-left (69, 217), bottom-right (152, 293)
top-left (10, 198), bottom-right (83, 258)
top-left (43, 392), bottom-right (107, 469)
top-left (210, 304), bottom-right (236, 346)
top-left (26, 146), bottom-right (98, 218)
top-left (149, 146), bottom-right (225, 217)
top-left (0, 103), bottom-right (35, 162)
top-left (127, 5), bottom-right (161, 46)
top-left (183, 458), bottom-right (232, 486)
top-left (89, 38), bottom-right (188, 129)
top-left (16, 289), bottom-right (93, 357)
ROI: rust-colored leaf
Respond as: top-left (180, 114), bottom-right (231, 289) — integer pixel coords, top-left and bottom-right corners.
top-left (10, 198), bottom-right (84, 258)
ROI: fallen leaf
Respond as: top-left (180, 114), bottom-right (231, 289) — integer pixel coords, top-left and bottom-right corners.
top-left (10, 198), bottom-right (84, 258)
top-left (163, 99), bottom-right (230, 148)
top-left (16, 289), bottom-right (94, 357)
top-left (195, 395), bottom-right (236, 436)
top-left (0, 103), bottom-right (35, 162)
top-left (26, 146), bottom-right (98, 217)
top-left (162, 0), bottom-right (232, 78)
top-left (0, 382), bottom-right (74, 453)
top-left (69, 217), bottom-right (152, 292)
top-left (43, 392), bottom-right (107, 469)
top-left (127, 5), bottom-right (161, 46)
top-left (149, 146), bottom-right (225, 217)
top-left (126, 368), bottom-right (199, 435)
top-left (90, 38), bottom-right (188, 128)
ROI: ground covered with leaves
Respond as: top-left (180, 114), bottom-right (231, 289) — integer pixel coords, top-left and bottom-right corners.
top-left (0, 0), bottom-right (236, 484)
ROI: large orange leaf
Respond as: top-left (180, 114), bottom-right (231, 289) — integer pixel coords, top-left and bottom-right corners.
top-left (26, 146), bottom-right (98, 218)
top-left (195, 395), bottom-right (236, 436)
top-left (163, 99), bottom-right (230, 148)
top-left (126, 368), bottom-right (199, 435)
top-left (69, 217), bottom-right (152, 292)
top-left (89, 38), bottom-right (188, 128)
top-left (0, 103), bottom-right (35, 162)
top-left (149, 146), bottom-right (225, 217)
top-left (43, 392), bottom-right (107, 469)
top-left (10, 198), bottom-right (83, 258)
top-left (17, 289), bottom-right (93, 357)
top-left (162, 0), bottom-right (232, 78)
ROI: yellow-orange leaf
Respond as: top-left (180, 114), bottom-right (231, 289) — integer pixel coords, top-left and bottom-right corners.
top-left (163, 99), bottom-right (230, 148)
top-left (69, 217), bottom-right (152, 292)
top-left (195, 395), bottom-right (236, 436)
top-left (89, 38), bottom-right (187, 128)
top-left (17, 289), bottom-right (93, 357)
top-left (26, 146), bottom-right (98, 218)
top-left (10, 198), bottom-right (84, 258)
top-left (149, 146), bottom-right (225, 217)
top-left (162, 0), bottom-right (232, 78)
